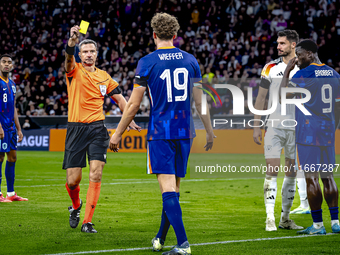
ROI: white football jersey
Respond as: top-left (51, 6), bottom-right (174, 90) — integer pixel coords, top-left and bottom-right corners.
top-left (260, 57), bottom-right (299, 130)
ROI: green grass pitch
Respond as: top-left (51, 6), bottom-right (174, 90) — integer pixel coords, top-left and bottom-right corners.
top-left (1, 151), bottom-right (340, 255)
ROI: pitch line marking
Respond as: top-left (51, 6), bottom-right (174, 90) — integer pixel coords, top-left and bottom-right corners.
top-left (45, 233), bottom-right (336, 255)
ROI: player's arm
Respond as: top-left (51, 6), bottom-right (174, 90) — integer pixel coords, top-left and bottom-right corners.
top-left (65, 25), bottom-right (80, 73)
top-left (110, 92), bottom-right (141, 131)
top-left (335, 101), bottom-right (340, 130)
top-left (111, 93), bottom-right (126, 112)
top-left (279, 57), bottom-right (298, 99)
top-left (253, 83), bottom-right (269, 145)
top-left (109, 86), bottom-right (146, 151)
top-left (0, 122), bottom-right (4, 140)
top-left (192, 84), bottom-right (215, 151)
top-left (13, 104), bottom-right (23, 142)
top-left (107, 78), bottom-right (141, 131)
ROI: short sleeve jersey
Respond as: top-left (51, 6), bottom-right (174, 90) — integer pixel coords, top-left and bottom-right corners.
top-left (134, 46), bottom-right (202, 140)
top-left (260, 57), bottom-right (299, 130)
top-left (291, 63), bottom-right (340, 146)
top-left (66, 62), bottom-right (118, 123)
top-left (0, 76), bottom-right (16, 131)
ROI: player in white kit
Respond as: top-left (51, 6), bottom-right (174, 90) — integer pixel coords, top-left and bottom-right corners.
top-left (253, 30), bottom-right (305, 231)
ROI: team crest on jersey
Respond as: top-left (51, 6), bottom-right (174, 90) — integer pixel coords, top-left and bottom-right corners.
top-left (99, 85), bottom-right (106, 96)
top-left (12, 85), bottom-right (16, 94)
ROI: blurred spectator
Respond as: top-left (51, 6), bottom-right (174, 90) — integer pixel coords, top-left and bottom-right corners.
top-left (0, 0), bottom-right (339, 118)
top-left (110, 104), bottom-right (121, 116)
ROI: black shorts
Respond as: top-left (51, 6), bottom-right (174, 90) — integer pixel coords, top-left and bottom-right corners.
top-left (62, 120), bottom-right (110, 169)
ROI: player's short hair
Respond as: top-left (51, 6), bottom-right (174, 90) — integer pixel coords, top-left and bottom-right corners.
top-left (0, 53), bottom-right (13, 61)
top-left (296, 39), bottom-right (318, 53)
top-left (79, 39), bottom-right (97, 51)
top-left (151, 13), bottom-right (180, 40)
top-left (277, 30), bottom-right (299, 43)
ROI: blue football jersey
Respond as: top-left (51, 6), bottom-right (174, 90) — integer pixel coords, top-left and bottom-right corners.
top-left (0, 77), bottom-right (16, 131)
top-left (134, 46), bottom-right (202, 140)
top-left (292, 63), bottom-right (340, 146)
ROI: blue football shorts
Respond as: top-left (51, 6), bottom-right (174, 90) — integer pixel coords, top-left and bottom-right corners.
top-left (297, 144), bottom-right (336, 172)
top-left (0, 129), bottom-right (17, 153)
top-left (147, 139), bottom-right (193, 178)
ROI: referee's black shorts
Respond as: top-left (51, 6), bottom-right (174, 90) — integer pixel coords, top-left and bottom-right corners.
top-left (62, 120), bottom-right (110, 170)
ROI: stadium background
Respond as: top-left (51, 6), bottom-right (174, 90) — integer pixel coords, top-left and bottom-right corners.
top-left (1, 0), bottom-right (340, 118)
top-left (1, 0), bottom-right (340, 254)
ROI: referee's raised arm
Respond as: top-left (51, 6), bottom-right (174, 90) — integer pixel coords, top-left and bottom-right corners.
top-left (65, 25), bottom-right (80, 73)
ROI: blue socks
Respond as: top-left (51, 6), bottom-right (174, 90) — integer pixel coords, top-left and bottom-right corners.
top-left (329, 207), bottom-right (339, 221)
top-left (156, 192), bottom-right (180, 240)
top-left (311, 209), bottom-right (323, 223)
top-left (162, 192), bottom-right (187, 246)
top-left (5, 161), bottom-right (15, 193)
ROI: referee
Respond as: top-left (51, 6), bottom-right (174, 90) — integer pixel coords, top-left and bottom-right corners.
top-left (63, 25), bottom-right (141, 233)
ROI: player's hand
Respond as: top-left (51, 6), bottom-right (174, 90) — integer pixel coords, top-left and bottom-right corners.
top-left (204, 132), bottom-right (216, 151)
top-left (253, 127), bottom-right (262, 145)
top-left (0, 127), bottom-right (4, 140)
top-left (127, 120), bottom-right (142, 132)
top-left (286, 57), bottom-right (298, 72)
top-left (69, 25), bottom-right (80, 44)
top-left (17, 130), bottom-right (23, 143)
top-left (109, 133), bottom-right (121, 152)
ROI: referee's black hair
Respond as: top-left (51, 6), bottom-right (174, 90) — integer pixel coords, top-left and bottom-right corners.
top-left (296, 39), bottom-right (318, 53)
top-left (0, 53), bottom-right (13, 60)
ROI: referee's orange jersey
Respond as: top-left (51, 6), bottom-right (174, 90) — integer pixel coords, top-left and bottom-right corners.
top-left (66, 62), bottom-right (118, 123)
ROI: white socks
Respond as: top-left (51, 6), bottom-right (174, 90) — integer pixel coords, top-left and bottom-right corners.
top-left (264, 176), bottom-right (277, 219)
top-left (297, 169), bottom-right (309, 208)
top-left (331, 220), bottom-right (339, 227)
top-left (281, 176), bottom-right (296, 222)
top-left (7, 191), bottom-right (15, 197)
top-left (313, 222), bottom-right (324, 229)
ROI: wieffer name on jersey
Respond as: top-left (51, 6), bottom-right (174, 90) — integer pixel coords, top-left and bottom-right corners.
top-left (158, 52), bottom-right (184, 60)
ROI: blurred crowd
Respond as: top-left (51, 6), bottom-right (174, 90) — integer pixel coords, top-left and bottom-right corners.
top-left (1, 0), bottom-right (340, 117)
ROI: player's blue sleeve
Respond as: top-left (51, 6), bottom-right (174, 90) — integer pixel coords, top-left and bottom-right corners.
top-left (134, 57), bottom-right (149, 87)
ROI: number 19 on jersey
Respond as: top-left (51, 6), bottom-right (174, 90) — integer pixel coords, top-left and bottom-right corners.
top-left (160, 68), bottom-right (188, 102)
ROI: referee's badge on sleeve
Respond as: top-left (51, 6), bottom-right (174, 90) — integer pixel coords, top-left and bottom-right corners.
top-left (99, 85), bottom-right (106, 96)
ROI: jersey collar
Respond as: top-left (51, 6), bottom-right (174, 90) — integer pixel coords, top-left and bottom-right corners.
top-left (0, 76), bottom-right (9, 83)
top-left (310, 63), bottom-right (325, 66)
top-left (157, 46), bottom-right (175, 50)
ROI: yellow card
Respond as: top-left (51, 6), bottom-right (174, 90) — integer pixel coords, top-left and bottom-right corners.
top-left (79, 20), bottom-right (89, 34)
